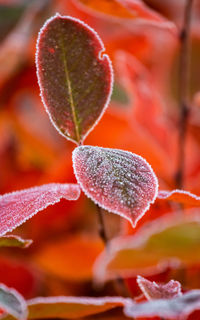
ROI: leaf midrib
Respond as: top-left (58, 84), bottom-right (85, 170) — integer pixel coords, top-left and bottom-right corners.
top-left (59, 35), bottom-right (80, 143)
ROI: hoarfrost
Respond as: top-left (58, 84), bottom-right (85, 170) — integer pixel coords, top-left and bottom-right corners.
top-left (72, 146), bottom-right (158, 227)
top-left (0, 183), bottom-right (80, 236)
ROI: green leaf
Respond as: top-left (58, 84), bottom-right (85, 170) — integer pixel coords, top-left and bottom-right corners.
top-left (0, 235), bottom-right (32, 248)
top-left (94, 213), bottom-right (200, 281)
top-left (36, 14), bottom-right (113, 145)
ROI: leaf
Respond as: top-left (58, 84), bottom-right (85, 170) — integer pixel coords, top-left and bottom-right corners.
top-left (94, 213), bottom-right (200, 282)
top-left (26, 296), bottom-right (129, 319)
top-left (0, 235), bottom-right (32, 248)
top-left (158, 189), bottom-right (200, 206)
top-left (72, 146), bottom-right (158, 227)
top-left (34, 235), bottom-right (104, 281)
top-left (124, 290), bottom-right (200, 319)
top-left (73, 0), bottom-right (177, 34)
top-left (0, 183), bottom-right (80, 236)
top-left (36, 14), bottom-right (113, 145)
top-left (137, 276), bottom-right (182, 300)
top-left (0, 283), bottom-right (27, 320)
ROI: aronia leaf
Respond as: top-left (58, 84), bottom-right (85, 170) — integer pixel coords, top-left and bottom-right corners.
top-left (36, 14), bottom-right (113, 145)
top-left (124, 290), bottom-right (200, 319)
top-left (27, 296), bottom-right (129, 319)
top-left (0, 283), bottom-right (27, 320)
top-left (72, 146), bottom-right (158, 227)
top-left (0, 183), bottom-right (80, 236)
top-left (137, 276), bottom-right (182, 300)
top-left (94, 213), bottom-right (200, 282)
top-left (0, 235), bottom-right (32, 248)
top-left (158, 189), bottom-right (200, 206)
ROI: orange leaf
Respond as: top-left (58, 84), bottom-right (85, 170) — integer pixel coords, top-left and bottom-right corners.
top-left (158, 189), bottom-right (200, 206)
top-left (34, 235), bottom-right (104, 281)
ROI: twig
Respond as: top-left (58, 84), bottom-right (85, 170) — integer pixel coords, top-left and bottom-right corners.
top-left (176, 0), bottom-right (194, 188)
top-left (96, 205), bottom-right (130, 297)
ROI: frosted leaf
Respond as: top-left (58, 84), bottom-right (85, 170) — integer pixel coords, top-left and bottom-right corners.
top-left (93, 212), bottom-right (200, 283)
top-left (158, 189), bottom-right (200, 206)
top-left (0, 183), bottom-right (80, 236)
top-left (137, 276), bottom-right (182, 300)
top-left (27, 296), bottom-right (130, 319)
top-left (36, 14), bottom-right (113, 145)
top-left (72, 146), bottom-right (158, 227)
top-left (0, 235), bottom-right (32, 248)
top-left (0, 283), bottom-right (27, 320)
top-left (124, 290), bottom-right (200, 319)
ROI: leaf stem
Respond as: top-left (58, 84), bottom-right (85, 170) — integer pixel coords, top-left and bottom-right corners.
top-left (96, 205), bottom-right (130, 297)
top-left (175, 0), bottom-right (194, 188)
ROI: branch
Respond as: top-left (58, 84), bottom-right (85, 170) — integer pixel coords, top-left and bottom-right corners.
top-left (176, 0), bottom-right (194, 188)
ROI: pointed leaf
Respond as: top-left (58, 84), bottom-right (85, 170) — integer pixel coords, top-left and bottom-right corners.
top-left (0, 235), bottom-right (32, 248)
top-left (0, 183), bottom-right (80, 236)
top-left (27, 296), bottom-right (129, 319)
top-left (36, 14), bottom-right (113, 145)
top-left (124, 290), bottom-right (200, 319)
top-left (0, 283), bottom-right (27, 320)
top-left (94, 213), bottom-right (200, 282)
top-left (72, 146), bottom-right (158, 227)
top-left (158, 189), bottom-right (200, 206)
top-left (137, 276), bottom-right (182, 300)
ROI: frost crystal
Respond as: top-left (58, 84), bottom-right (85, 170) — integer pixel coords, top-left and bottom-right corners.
top-left (72, 146), bottom-right (158, 227)
top-left (0, 183), bottom-right (80, 236)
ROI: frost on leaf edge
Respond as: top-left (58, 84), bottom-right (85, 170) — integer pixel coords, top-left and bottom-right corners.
top-left (35, 13), bottom-right (114, 145)
top-left (72, 145), bottom-right (159, 228)
top-left (0, 183), bottom-right (80, 236)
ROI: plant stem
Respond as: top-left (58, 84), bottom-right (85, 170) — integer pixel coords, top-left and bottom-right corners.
top-left (176, 0), bottom-right (194, 188)
top-left (96, 205), bottom-right (130, 297)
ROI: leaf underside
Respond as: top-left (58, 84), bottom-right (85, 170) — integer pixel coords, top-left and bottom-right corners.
top-left (0, 283), bottom-right (27, 320)
top-left (0, 183), bottom-right (80, 236)
top-left (36, 14), bottom-right (113, 144)
top-left (137, 276), bottom-right (182, 300)
top-left (124, 290), bottom-right (200, 319)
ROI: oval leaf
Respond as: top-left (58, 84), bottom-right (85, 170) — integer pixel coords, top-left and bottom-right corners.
top-left (72, 146), bottom-right (158, 227)
top-left (0, 183), bottom-right (80, 236)
top-left (27, 296), bottom-right (129, 319)
top-left (94, 213), bottom-right (200, 282)
top-left (0, 235), bottom-right (32, 248)
top-left (158, 189), bottom-right (200, 206)
top-left (0, 283), bottom-right (27, 320)
top-left (124, 290), bottom-right (200, 320)
top-left (137, 276), bottom-right (182, 300)
top-left (36, 14), bottom-right (113, 145)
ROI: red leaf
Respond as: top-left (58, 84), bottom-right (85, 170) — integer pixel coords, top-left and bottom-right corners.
top-left (73, 0), bottom-right (177, 34)
top-left (36, 14), bottom-right (113, 145)
top-left (137, 276), bottom-right (182, 300)
top-left (158, 189), bottom-right (200, 206)
top-left (124, 290), bottom-right (200, 320)
top-left (0, 183), bottom-right (80, 236)
top-left (72, 146), bottom-right (158, 227)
